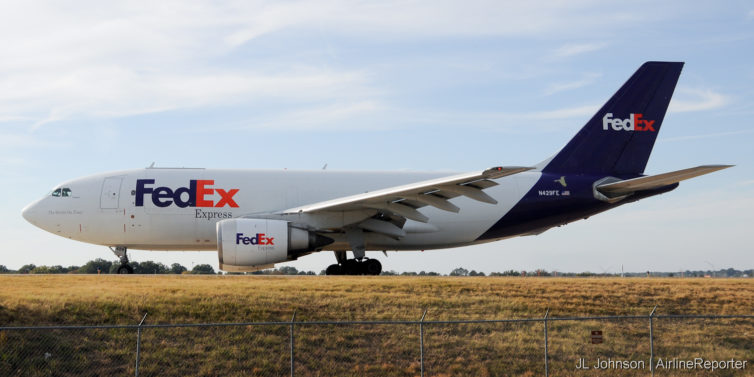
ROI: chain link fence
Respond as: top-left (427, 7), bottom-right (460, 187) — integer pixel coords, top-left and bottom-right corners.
top-left (1, 309), bottom-right (752, 376)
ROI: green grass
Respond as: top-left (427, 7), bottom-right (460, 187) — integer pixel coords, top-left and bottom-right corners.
top-left (0, 276), bottom-right (752, 376)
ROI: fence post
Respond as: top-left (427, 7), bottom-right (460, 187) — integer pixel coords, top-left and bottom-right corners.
top-left (419, 308), bottom-right (428, 377)
top-left (543, 309), bottom-right (549, 377)
top-left (649, 305), bottom-right (657, 377)
top-left (135, 312), bottom-right (148, 377)
top-left (290, 310), bottom-right (297, 377)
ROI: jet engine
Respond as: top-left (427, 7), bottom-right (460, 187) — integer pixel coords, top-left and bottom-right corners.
top-left (216, 218), bottom-right (333, 272)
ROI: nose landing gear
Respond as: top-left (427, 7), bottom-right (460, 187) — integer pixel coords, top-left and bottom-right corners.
top-left (109, 246), bottom-right (134, 274)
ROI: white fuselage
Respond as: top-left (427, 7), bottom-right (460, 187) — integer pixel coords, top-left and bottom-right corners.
top-left (22, 168), bottom-right (539, 252)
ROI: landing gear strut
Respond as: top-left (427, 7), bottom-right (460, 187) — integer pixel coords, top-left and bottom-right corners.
top-left (325, 252), bottom-right (382, 276)
top-left (109, 246), bottom-right (134, 274)
top-left (325, 228), bottom-right (383, 275)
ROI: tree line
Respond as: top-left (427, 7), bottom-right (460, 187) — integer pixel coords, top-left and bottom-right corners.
top-left (0, 259), bottom-right (216, 275)
top-left (0, 260), bottom-right (750, 277)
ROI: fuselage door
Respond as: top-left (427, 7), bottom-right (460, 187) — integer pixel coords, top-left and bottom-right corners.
top-left (101, 177), bottom-right (123, 209)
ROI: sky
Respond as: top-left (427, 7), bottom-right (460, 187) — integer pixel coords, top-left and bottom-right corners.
top-left (1, 0), bottom-right (752, 274)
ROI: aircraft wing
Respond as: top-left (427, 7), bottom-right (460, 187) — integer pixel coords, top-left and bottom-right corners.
top-left (596, 165), bottom-right (733, 197)
top-left (280, 166), bottom-right (533, 223)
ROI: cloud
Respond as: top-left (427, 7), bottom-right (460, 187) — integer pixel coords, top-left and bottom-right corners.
top-left (544, 73), bottom-right (602, 95)
top-left (601, 190), bottom-right (753, 225)
top-left (661, 129), bottom-right (754, 143)
top-left (0, 131), bottom-right (66, 170)
top-left (389, 103), bottom-right (602, 134)
top-left (0, 65), bottom-right (375, 130)
top-left (0, 132), bottom-right (54, 148)
top-left (736, 179), bottom-right (754, 187)
top-left (223, 2), bottom-right (637, 44)
top-left (0, 1), bottom-right (664, 129)
top-left (668, 88), bottom-right (728, 112)
top-left (395, 103), bottom-right (601, 133)
top-left (0, 2), bottom-right (380, 129)
top-left (0, 115), bottom-right (32, 123)
top-left (524, 105), bottom-right (599, 120)
top-left (552, 42), bottom-right (608, 58)
top-left (16, 69), bottom-right (374, 130)
top-left (235, 101), bottom-right (386, 131)
top-left (0, 156), bottom-right (30, 168)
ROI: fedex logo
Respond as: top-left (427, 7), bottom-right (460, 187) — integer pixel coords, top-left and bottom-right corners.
top-left (135, 179), bottom-right (239, 208)
top-left (602, 113), bottom-right (656, 132)
top-left (236, 232), bottom-right (274, 245)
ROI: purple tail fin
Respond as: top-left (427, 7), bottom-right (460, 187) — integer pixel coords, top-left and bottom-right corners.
top-left (543, 61), bottom-right (684, 175)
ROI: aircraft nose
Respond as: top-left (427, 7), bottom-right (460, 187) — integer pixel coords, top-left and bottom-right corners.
top-left (22, 201), bottom-right (39, 224)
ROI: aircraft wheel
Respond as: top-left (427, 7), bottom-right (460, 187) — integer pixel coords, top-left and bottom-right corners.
top-left (364, 259), bottom-right (382, 276)
top-left (117, 264), bottom-right (134, 274)
top-left (325, 264), bottom-right (342, 275)
top-left (342, 260), bottom-right (361, 275)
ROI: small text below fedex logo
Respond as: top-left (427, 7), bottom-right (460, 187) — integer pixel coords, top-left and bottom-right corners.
top-left (602, 113), bottom-right (656, 132)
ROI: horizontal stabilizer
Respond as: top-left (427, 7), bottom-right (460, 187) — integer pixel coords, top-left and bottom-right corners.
top-left (596, 165), bottom-right (733, 197)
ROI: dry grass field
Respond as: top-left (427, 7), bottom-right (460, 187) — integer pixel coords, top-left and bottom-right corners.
top-left (1, 275), bottom-right (752, 324)
top-left (1, 275), bottom-right (752, 376)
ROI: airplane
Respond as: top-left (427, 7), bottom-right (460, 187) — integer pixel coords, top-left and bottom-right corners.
top-left (22, 61), bottom-right (732, 275)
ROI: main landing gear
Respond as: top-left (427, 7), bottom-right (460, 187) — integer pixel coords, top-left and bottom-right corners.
top-left (325, 251), bottom-right (382, 275)
top-left (110, 246), bottom-right (134, 274)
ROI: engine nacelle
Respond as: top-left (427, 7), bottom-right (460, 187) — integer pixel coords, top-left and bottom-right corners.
top-left (216, 218), bottom-right (333, 272)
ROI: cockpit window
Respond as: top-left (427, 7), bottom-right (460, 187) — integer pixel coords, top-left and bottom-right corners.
top-left (51, 187), bottom-right (72, 197)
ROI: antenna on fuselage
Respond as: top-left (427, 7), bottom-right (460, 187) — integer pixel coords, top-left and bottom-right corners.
top-left (147, 162), bottom-right (155, 168)
top-left (322, 163), bottom-right (328, 170)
